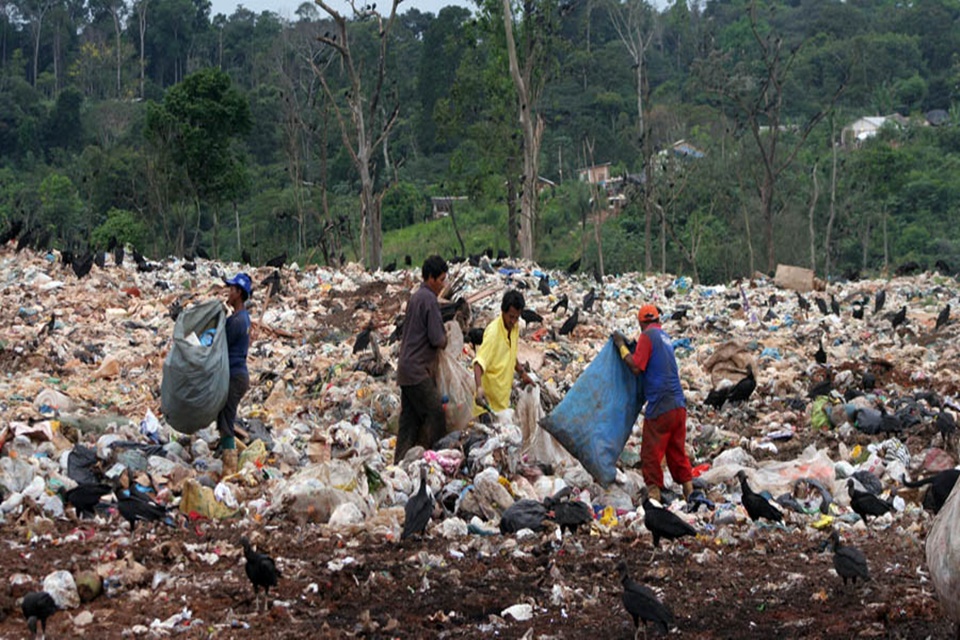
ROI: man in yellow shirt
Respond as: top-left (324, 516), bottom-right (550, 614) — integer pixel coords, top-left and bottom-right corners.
top-left (474, 290), bottom-right (534, 416)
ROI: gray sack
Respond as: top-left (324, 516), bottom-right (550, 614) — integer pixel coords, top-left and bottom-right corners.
top-left (161, 299), bottom-right (230, 434)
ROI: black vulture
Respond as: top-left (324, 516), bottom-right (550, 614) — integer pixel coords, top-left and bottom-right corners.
top-left (725, 365), bottom-right (756, 403)
top-left (642, 489), bottom-right (697, 549)
top-left (888, 305), bottom-right (907, 331)
top-left (260, 269), bottom-right (282, 298)
top-left (404, 254), bottom-right (412, 266)
top-left (852, 304), bottom-right (864, 320)
top-left (936, 304), bottom-right (951, 330)
top-left (61, 483), bottom-right (112, 518)
top-left (353, 323), bottom-right (374, 354)
top-left (704, 387), bottom-right (730, 410)
top-left (617, 562), bottom-right (674, 636)
top-left (113, 245), bottom-right (124, 267)
top-left (521, 308), bottom-right (543, 325)
top-left (815, 340), bottom-right (827, 365)
top-left (538, 274), bottom-right (551, 296)
top-left (566, 257), bottom-right (581, 274)
top-left (383, 259), bottom-right (397, 272)
top-left (592, 263), bottom-right (603, 285)
top-left (241, 536), bottom-right (280, 612)
top-left (815, 297), bottom-right (829, 315)
top-left (901, 469), bottom-right (959, 515)
top-left (544, 488), bottom-right (593, 535)
top-left (874, 289), bottom-right (886, 315)
top-left (796, 292), bottom-right (811, 312)
top-left (830, 294), bottom-right (840, 316)
top-left (551, 293), bottom-right (569, 314)
top-left (559, 308), bottom-right (579, 336)
top-left (21, 590), bottom-right (58, 640)
top-left (265, 252), bottom-right (287, 268)
top-left (808, 378), bottom-right (833, 399)
top-left (466, 327), bottom-right (485, 349)
top-left (895, 260), bottom-right (922, 276)
top-left (935, 259), bottom-right (952, 275)
top-left (736, 470), bottom-right (783, 523)
top-left (583, 288), bottom-right (597, 312)
top-left (402, 466), bottom-right (434, 540)
top-left (670, 308), bottom-right (688, 321)
top-left (497, 249), bottom-right (508, 261)
top-left (937, 410), bottom-right (957, 448)
top-left (115, 487), bottom-right (174, 534)
top-left (93, 251), bottom-right (106, 269)
top-left (72, 253), bottom-right (94, 279)
top-left (829, 530), bottom-right (869, 586)
top-left (241, 249), bottom-right (252, 265)
top-left (846, 479), bottom-right (894, 525)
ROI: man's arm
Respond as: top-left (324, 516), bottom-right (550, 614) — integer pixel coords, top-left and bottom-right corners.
top-left (426, 303), bottom-right (447, 349)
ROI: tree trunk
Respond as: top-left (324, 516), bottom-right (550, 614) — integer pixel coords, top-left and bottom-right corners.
top-left (138, 1), bottom-right (147, 99)
top-left (234, 200), bottom-right (241, 254)
top-left (501, 0), bottom-right (541, 261)
top-left (824, 134), bottom-right (838, 278)
top-left (112, 7), bottom-right (122, 97)
top-left (808, 162), bottom-right (819, 271)
top-left (762, 177), bottom-right (775, 274)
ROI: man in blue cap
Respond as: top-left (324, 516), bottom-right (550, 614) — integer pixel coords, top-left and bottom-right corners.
top-left (219, 272), bottom-right (252, 477)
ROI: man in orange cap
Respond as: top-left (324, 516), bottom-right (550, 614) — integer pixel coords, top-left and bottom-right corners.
top-left (613, 304), bottom-right (693, 503)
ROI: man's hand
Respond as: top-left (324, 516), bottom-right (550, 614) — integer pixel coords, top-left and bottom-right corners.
top-left (475, 386), bottom-right (488, 406)
top-left (519, 371), bottom-right (534, 388)
top-left (612, 331), bottom-right (627, 350)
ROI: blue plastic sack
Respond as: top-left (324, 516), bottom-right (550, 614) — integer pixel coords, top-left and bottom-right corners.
top-left (541, 338), bottom-right (644, 485)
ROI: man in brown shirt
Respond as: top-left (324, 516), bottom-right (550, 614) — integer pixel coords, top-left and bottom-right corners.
top-left (395, 255), bottom-right (448, 461)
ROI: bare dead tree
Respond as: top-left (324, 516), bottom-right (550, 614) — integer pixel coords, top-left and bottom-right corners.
top-left (500, 0), bottom-right (552, 261)
top-left (607, 0), bottom-right (659, 272)
top-left (697, 0), bottom-right (846, 273)
top-left (311, 0), bottom-right (402, 270)
top-left (808, 161), bottom-right (819, 270)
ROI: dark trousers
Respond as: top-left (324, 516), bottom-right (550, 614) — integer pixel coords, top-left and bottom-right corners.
top-left (396, 378), bottom-right (446, 461)
top-left (217, 374), bottom-right (250, 440)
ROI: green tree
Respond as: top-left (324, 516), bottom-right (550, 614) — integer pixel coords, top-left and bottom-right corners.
top-left (144, 67), bottom-right (251, 256)
top-left (38, 172), bottom-right (84, 245)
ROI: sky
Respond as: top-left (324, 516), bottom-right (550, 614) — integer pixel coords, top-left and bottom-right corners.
top-left (208, 0), bottom-right (474, 21)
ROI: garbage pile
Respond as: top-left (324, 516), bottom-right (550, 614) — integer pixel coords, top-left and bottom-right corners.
top-left (2, 245), bottom-right (960, 628)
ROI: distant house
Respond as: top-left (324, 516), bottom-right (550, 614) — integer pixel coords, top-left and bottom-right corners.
top-left (430, 196), bottom-right (468, 219)
top-left (841, 114), bottom-right (908, 147)
top-left (670, 139), bottom-right (705, 158)
top-left (578, 163), bottom-right (612, 185)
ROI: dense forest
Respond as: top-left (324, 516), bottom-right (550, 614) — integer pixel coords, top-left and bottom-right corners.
top-left (2, 0), bottom-right (960, 283)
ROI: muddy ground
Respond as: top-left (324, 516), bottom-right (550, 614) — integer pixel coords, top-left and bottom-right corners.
top-left (0, 510), bottom-right (951, 639)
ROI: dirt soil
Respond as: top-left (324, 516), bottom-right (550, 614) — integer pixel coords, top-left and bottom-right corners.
top-left (0, 513), bottom-right (951, 639)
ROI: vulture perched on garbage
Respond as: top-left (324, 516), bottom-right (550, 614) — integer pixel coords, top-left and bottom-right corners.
top-left (21, 590), bottom-right (58, 640)
top-left (617, 561), bottom-right (675, 637)
top-left (114, 487), bottom-right (174, 534)
top-left (725, 365), bottom-right (757, 404)
top-left (815, 297), bottom-right (829, 316)
top-left (846, 479), bottom-right (894, 525)
top-left (815, 340), bottom-right (827, 365)
top-left (61, 483), bottom-right (112, 518)
top-left (559, 308), bottom-right (579, 336)
top-left (888, 306), bottom-right (908, 331)
top-left (736, 470), bottom-right (783, 523)
top-left (353, 322), bottom-right (374, 354)
top-left (796, 292), bottom-right (811, 312)
top-left (241, 536), bottom-right (280, 612)
top-left (265, 252), bottom-right (287, 268)
top-left (544, 487), bottom-right (593, 535)
top-left (521, 308), bottom-right (543, 325)
top-left (829, 530), bottom-right (869, 587)
top-left (642, 489), bottom-right (697, 549)
top-left (936, 304), bottom-right (951, 331)
top-left (538, 274), bottom-right (551, 296)
top-left (901, 469), bottom-right (959, 515)
top-left (402, 466), bottom-right (434, 540)
top-left (582, 287), bottom-right (597, 312)
top-left (551, 293), bottom-right (569, 315)
top-left (874, 289), bottom-right (886, 315)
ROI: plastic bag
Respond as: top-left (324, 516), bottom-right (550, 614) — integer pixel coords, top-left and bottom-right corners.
top-left (516, 385), bottom-right (575, 469)
top-left (541, 338), bottom-right (644, 486)
top-left (435, 322), bottom-right (475, 432)
top-left (926, 477), bottom-right (960, 625)
top-left (161, 299), bottom-right (229, 434)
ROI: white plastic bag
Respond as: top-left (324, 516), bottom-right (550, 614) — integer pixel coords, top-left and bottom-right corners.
top-left (435, 322), bottom-right (475, 432)
top-left (517, 385), bottom-right (575, 469)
